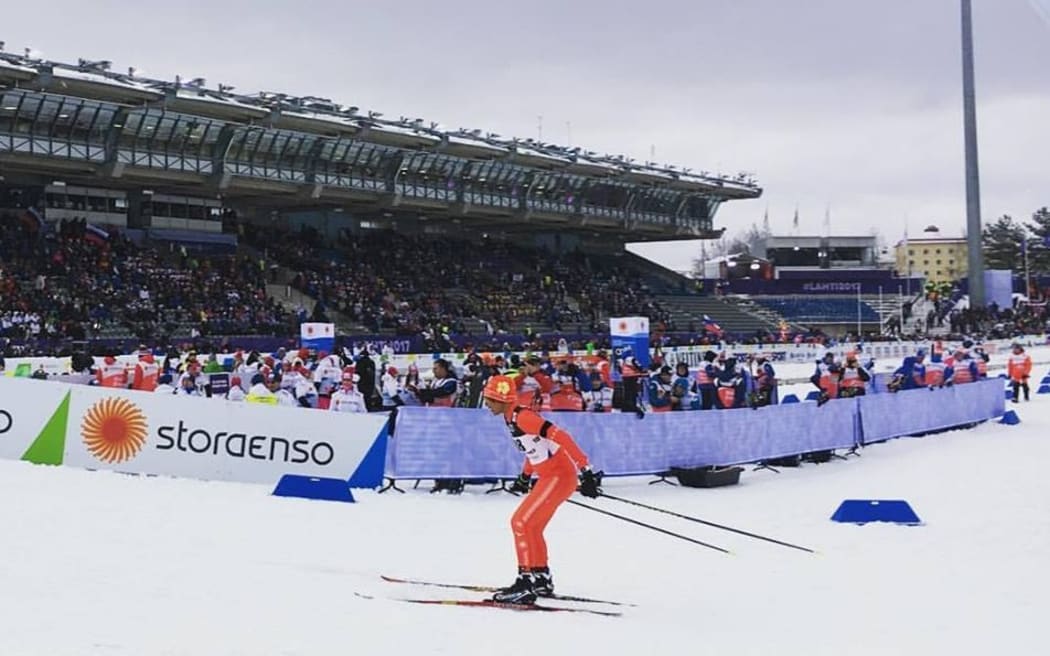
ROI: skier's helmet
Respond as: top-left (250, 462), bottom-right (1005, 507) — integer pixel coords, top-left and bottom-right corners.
top-left (483, 375), bottom-right (517, 404)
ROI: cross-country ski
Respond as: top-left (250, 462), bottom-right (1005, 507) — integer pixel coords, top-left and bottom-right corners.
top-left (380, 575), bottom-right (635, 607)
top-left (357, 593), bottom-right (622, 617)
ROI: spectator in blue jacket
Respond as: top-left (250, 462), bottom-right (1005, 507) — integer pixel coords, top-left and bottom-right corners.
top-left (889, 353), bottom-right (925, 392)
top-left (649, 366), bottom-right (676, 412)
top-left (694, 350), bottom-right (720, 410)
top-left (716, 357), bottom-right (744, 408)
top-left (672, 362), bottom-right (694, 410)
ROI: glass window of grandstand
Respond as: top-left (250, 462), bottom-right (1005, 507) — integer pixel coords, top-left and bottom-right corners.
top-left (144, 197), bottom-right (221, 222)
top-left (908, 249), bottom-right (914, 255)
top-left (767, 247), bottom-right (821, 267)
top-left (49, 193), bottom-right (84, 210)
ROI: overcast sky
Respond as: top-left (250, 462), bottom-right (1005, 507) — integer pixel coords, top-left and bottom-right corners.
top-left (5, 0), bottom-right (1050, 271)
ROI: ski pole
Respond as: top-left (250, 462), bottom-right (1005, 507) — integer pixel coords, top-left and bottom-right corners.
top-left (598, 493), bottom-right (816, 554)
top-left (566, 499), bottom-right (731, 555)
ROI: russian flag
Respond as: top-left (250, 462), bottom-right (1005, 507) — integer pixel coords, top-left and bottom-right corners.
top-left (703, 314), bottom-right (723, 337)
top-left (84, 224), bottom-right (110, 246)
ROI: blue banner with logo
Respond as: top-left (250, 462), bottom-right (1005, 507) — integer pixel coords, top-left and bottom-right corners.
top-left (610, 316), bottom-right (650, 382)
top-left (208, 373), bottom-right (230, 398)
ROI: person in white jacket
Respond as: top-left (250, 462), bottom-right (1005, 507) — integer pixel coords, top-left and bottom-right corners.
top-left (227, 376), bottom-right (246, 402)
top-left (245, 373), bottom-right (277, 405)
top-left (330, 372), bottom-right (367, 413)
top-left (380, 366), bottom-right (402, 408)
top-left (313, 353), bottom-right (343, 398)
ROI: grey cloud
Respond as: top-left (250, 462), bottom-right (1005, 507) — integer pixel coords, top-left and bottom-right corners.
top-left (4, 0), bottom-right (1050, 273)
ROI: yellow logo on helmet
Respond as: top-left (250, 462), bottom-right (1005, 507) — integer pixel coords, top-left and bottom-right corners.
top-left (496, 380), bottom-right (510, 395)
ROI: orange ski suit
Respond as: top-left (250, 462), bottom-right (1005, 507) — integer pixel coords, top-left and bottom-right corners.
top-left (503, 405), bottom-right (589, 569)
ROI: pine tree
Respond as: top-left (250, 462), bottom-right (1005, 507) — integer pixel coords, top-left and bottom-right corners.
top-left (982, 215), bottom-right (1028, 271)
top-left (1023, 207), bottom-right (1050, 275)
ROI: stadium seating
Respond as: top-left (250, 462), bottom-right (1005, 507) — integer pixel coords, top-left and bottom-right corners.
top-left (653, 294), bottom-right (778, 334)
top-left (245, 224), bottom-right (676, 340)
top-left (753, 297), bottom-right (880, 323)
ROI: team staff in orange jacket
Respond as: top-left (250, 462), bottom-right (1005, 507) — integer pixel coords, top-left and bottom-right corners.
top-left (482, 375), bottom-right (600, 605)
top-left (1007, 343), bottom-right (1033, 403)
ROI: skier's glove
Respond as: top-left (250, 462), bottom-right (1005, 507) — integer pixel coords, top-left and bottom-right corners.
top-left (578, 468), bottom-right (603, 498)
top-left (510, 472), bottom-right (532, 495)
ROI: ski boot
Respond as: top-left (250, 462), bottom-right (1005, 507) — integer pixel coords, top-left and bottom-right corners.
top-left (492, 571), bottom-right (536, 605)
top-left (530, 567), bottom-right (554, 597)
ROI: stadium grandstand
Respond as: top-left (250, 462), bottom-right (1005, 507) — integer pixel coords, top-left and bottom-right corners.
top-left (0, 49), bottom-right (777, 355)
top-left (697, 235), bottom-right (926, 337)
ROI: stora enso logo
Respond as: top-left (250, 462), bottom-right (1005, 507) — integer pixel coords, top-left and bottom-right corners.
top-left (81, 397), bottom-right (149, 464)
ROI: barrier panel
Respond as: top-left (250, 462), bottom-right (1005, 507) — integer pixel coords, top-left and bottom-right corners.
top-left (857, 378), bottom-right (1005, 445)
top-left (389, 378), bottom-right (1004, 480)
top-left (390, 398), bottom-right (857, 479)
top-left (0, 377), bottom-right (388, 487)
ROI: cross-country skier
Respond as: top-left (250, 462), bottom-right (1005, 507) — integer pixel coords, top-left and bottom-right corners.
top-left (481, 375), bottom-right (602, 604)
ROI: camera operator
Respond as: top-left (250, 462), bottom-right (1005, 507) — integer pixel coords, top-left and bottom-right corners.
top-left (749, 353), bottom-right (778, 407)
top-left (810, 352), bottom-right (842, 405)
top-left (838, 351), bottom-right (871, 398)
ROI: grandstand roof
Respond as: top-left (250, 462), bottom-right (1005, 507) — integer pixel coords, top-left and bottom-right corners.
top-left (0, 51), bottom-right (760, 195)
top-left (0, 50), bottom-right (762, 242)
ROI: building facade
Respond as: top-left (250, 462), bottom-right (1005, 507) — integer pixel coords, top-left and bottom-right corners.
top-left (895, 237), bottom-right (968, 283)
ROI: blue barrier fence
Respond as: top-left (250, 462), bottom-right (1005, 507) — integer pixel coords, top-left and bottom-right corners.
top-left (386, 379), bottom-right (1005, 479)
top-left (857, 380), bottom-right (1005, 444)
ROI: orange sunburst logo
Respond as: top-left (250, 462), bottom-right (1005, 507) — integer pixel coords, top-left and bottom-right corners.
top-left (81, 397), bottom-right (149, 463)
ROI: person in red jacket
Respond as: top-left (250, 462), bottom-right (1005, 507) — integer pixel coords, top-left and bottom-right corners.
top-left (1007, 343), bottom-right (1033, 403)
top-left (131, 350), bottom-right (160, 392)
top-left (482, 375), bottom-right (601, 605)
top-left (96, 353), bottom-right (127, 388)
top-left (511, 355), bottom-right (553, 410)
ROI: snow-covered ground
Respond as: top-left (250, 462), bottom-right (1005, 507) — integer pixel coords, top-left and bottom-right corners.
top-left (2, 369), bottom-right (1049, 655)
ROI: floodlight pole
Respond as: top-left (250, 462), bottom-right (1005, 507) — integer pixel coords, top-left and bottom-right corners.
top-left (961, 0), bottom-right (985, 307)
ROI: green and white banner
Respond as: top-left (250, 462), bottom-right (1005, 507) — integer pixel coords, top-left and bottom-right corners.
top-left (0, 377), bottom-right (388, 486)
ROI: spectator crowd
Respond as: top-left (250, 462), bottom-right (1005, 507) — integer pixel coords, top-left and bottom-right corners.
top-left (1, 211), bottom-right (295, 347)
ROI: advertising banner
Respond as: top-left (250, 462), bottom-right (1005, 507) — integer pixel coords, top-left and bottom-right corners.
top-left (208, 373), bottom-right (230, 398)
top-left (610, 316), bottom-right (650, 381)
top-left (0, 377), bottom-right (388, 487)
